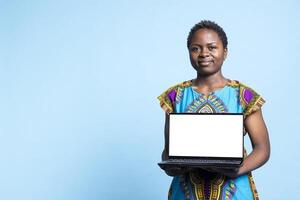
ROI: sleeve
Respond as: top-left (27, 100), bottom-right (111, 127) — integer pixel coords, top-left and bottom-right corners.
top-left (239, 83), bottom-right (266, 118)
top-left (157, 87), bottom-right (177, 114)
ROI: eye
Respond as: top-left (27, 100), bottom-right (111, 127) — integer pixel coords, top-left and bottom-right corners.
top-left (190, 46), bottom-right (201, 53)
top-left (208, 46), bottom-right (217, 51)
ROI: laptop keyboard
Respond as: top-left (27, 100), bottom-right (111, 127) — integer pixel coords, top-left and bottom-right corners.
top-left (168, 158), bottom-right (240, 164)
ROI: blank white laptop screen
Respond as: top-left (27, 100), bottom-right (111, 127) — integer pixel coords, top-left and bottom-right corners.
top-left (169, 114), bottom-right (243, 158)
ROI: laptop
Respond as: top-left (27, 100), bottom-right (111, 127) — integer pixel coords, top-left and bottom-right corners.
top-left (158, 113), bottom-right (244, 170)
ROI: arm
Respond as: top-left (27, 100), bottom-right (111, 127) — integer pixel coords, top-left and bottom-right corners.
top-left (237, 109), bottom-right (270, 176)
top-left (161, 113), bottom-right (169, 161)
top-left (215, 109), bottom-right (270, 177)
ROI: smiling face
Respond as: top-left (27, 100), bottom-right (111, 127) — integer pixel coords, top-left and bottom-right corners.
top-left (189, 28), bottom-right (227, 77)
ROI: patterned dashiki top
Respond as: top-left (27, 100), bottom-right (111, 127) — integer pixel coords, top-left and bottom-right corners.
top-left (158, 79), bottom-right (265, 200)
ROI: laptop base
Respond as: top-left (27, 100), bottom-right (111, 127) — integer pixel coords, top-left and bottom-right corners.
top-left (158, 159), bottom-right (241, 170)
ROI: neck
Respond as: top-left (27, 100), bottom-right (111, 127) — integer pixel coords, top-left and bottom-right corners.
top-left (194, 71), bottom-right (227, 87)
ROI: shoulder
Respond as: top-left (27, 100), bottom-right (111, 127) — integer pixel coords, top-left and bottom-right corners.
top-left (163, 80), bottom-right (193, 92)
top-left (157, 80), bottom-right (192, 113)
top-left (229, 80), bottom-right (266, 117)
top-left (159, 80), bottom-right (193, 97)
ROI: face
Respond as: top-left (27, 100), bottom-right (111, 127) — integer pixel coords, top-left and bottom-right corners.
top-left (188, 28), bottom-right (227, 76)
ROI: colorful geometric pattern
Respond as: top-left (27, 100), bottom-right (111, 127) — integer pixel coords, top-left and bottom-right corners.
top-left (158, 79), bottom-right (265, 200)
top-left (158, 80), bottom-right (192, 113)
top-left (185, 94), bottom-right (228, 113)
top-left (239, 83), bottom-right (265, 117)
top-left (222, 180), bottom-right (237, 199)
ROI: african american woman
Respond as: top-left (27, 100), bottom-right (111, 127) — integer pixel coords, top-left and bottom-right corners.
top-left (158, 20), bottom-right (270, 200)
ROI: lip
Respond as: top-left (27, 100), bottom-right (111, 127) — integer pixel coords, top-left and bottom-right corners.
top-left (198, 60), bottom-right (213, 66)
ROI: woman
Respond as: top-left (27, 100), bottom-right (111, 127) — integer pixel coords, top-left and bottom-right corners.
top-left (158, 20), bottom-right (270, 200)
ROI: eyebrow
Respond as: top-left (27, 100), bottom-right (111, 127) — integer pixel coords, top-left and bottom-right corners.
top-left (190, 42), bottom-right (217, 46)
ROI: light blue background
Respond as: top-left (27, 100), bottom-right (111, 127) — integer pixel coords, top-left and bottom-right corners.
top-left (0, 0), bottom-right (299, 199)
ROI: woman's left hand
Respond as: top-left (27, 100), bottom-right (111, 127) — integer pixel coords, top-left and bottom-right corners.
top-left (205, 167), bottom-right (240, 178)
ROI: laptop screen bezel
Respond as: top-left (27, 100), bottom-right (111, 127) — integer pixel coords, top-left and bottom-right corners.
top-left (167, 113), bottom-right (244, 160)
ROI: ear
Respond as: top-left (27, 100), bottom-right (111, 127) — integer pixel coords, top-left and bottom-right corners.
top-left (223, 48), bottom-right (228, 60)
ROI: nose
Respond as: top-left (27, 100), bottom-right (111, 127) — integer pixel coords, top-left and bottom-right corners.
top-left (199, 47), bottom-right (209, 58)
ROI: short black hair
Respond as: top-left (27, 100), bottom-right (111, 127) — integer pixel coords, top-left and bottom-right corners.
top-left (187, 20), bottom-right (228, 49)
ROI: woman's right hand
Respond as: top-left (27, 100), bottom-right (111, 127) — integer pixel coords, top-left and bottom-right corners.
top-left (163, 166), bottom-right (191, 176)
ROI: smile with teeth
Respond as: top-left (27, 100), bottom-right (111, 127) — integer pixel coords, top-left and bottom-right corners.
top-left (198, 60), bottom-right (213, 65)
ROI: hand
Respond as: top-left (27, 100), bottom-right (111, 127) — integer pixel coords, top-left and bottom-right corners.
top-left (163, 166), bottom-right (191, 176)
top-left (205, 167), bottom-right (240, 178)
